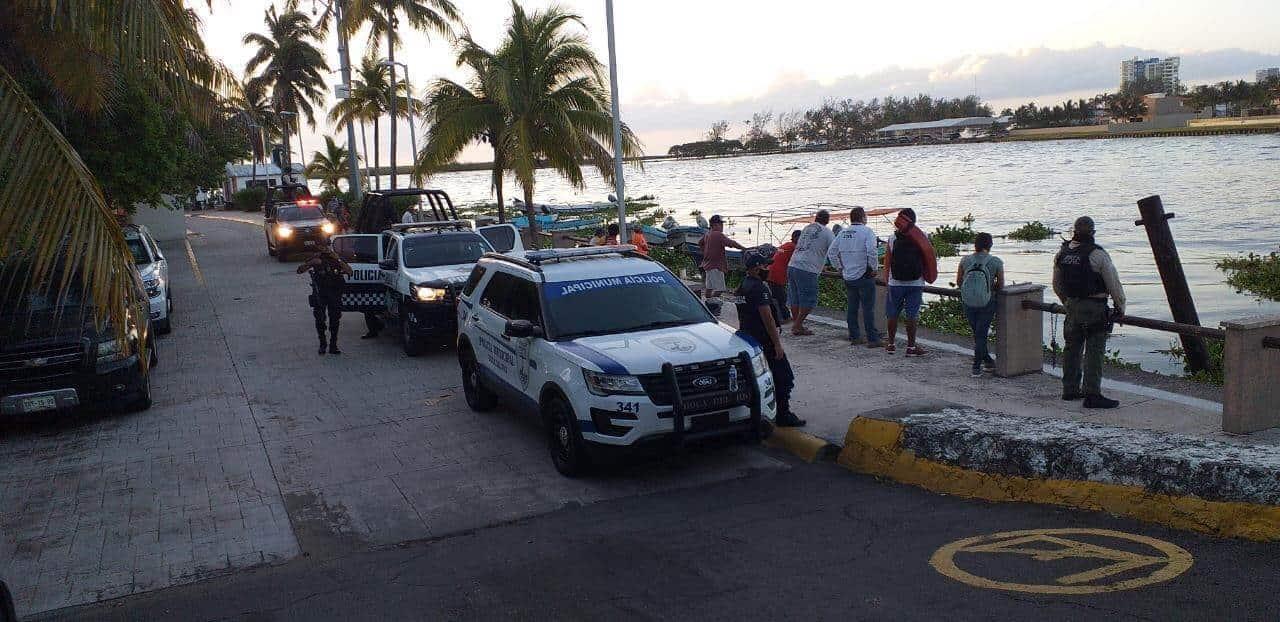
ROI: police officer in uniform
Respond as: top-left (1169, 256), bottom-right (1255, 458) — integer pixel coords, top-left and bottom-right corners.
top-left (297, 238), bottom-right (353, 355)
top-left (733, 246), bottom-right (805, 427)
top-left (1053, 216), bottom-right (1126, 409)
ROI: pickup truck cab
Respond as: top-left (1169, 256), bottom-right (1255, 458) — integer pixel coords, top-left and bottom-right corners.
top-left (456, 246), bottom-right (772, 476)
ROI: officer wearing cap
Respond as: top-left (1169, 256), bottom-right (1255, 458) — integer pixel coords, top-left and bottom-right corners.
top-left (1053, 216), bottom-right (1126, 409)
top-left (733, 246), bottom-right (805, 427)
top-left (297, 238), bottom-right (353, 355)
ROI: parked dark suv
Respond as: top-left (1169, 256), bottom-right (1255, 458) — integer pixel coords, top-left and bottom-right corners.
top-left (0, 259), bottom-right (156, 417)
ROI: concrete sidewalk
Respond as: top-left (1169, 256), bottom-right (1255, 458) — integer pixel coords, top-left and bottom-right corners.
top-left (715, 302), bottom-right (1277, 449)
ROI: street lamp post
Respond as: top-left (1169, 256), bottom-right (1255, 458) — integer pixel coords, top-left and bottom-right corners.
top-left (383, 60), bottom-right (418, 170)
top-left (605, 0), bottom-right (627, 241)
top-left (333, 0), bottom-right (363, 199)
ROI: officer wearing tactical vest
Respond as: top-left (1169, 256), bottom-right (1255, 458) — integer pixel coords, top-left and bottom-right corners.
top-left (297, 238), bottom-right (353, 355)
top-left (1053, 216), bottom-right (1126, 409)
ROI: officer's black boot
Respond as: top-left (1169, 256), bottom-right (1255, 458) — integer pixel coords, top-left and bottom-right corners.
top-left (328, 332), bottom-right (341, 355)
top-left (317, 336), bottom-right (327, 355)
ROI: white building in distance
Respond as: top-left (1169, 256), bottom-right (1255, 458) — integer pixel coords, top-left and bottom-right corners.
top-left (1258, 68), bottom-right (1280, 83)
top-left (1121, 57), bottom-right (1181, 93)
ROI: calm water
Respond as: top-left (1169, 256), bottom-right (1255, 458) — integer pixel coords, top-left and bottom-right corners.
top-left (380, 135), bottom-right (1280, 375)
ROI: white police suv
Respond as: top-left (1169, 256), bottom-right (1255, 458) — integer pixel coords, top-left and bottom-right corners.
top-left (456, 245), bottom-right (774, 476)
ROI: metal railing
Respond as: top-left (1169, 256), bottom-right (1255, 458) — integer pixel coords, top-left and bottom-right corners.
top-left (1021, 300), bottom-right (1226, 341)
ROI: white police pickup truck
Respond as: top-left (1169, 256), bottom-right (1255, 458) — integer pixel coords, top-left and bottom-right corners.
top-left (455, 246), bottom-right (774, 476)
top-left (332, 221), bottom-right (522, 356)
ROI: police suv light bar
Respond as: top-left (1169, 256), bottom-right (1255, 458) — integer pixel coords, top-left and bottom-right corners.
top-left (525, 245), bottom-right (637, 264)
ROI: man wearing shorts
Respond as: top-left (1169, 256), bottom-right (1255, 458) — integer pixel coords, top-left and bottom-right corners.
top-left (882, 208), bottom-right (937, 355)
top-left (786, 209), bottom-right (834, 335)
top-left (698, 214), bottom-right (744, 306)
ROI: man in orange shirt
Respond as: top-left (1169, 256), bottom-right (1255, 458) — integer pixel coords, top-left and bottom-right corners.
top-left (629, 228), bottom-right (650, 255)
top-left (766, 230), bottom-right (800, 322)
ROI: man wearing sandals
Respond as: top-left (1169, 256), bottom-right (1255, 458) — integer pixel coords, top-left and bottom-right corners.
top-left (882, 208), bottom-right (938, 356)
top-left (786, 209), bottom-right (834, 336)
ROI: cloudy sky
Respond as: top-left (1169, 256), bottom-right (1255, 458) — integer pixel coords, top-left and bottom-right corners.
top-left (197, 0), bottom-right (1280, 162)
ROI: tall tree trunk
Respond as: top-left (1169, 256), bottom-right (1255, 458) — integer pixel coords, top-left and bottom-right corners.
top-left (492, 148), bottom-right (505, 223)
top-left (281, 120), bottom-right (292, 185)
top-left (359, 120), bottom-right (370, 189)
top-left (296, 121), bottom-right (305, 175)
top-left (522, 184), bottom-right (540, 249)
top-left (373, 118), bottom-right (381, 190)
top-left (386, 10), bottom-right (398, 189)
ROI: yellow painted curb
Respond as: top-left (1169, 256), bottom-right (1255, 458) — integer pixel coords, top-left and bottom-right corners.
top-left (764, 428), bottom-right (838, 463)
top-left (837, 416), bottom-right (1280, 541)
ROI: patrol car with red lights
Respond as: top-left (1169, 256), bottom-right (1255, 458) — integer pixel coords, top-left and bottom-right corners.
top-left (455, 245), bottom-right (773, 476)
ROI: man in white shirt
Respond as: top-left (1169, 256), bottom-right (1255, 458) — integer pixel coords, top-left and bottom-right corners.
top-left (785, 209), bottom-right (834, 335)
top-left (826, 207), bottom-right (882, 347)
top-left (400, 208), bottom-right (417, 224)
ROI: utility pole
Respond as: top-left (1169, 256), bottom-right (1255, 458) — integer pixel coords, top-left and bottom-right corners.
top-left (334, 0), bottom-right (363, 199)
top-left (386, 11), bottom-right (399, 189)
top-left (605, 0), bottom-right (627, 241)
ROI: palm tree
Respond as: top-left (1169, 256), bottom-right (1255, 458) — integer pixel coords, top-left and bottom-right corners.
top-left (329, 56), bottom-right (416, 190)
top-left (243, 2), bottom-right (329, 176)
top-left (1, 1), bottom-right (228, 351)
top-left (416, 37), bottom-right (511, 221)
top-left (344, 0), bottom-right (461, 189)
top-left (487, 2), bottom-right (643, 241)
top-left (228, 81), bottom-right (282, 184)
top-left (306, 136), bottom-right (353, 192)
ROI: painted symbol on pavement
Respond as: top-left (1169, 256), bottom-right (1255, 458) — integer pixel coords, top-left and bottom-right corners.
top-left (930, 528), bottom-right (1193, 595)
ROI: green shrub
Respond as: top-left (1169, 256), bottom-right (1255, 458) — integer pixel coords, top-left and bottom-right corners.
top-left (929, 236), bottom-right (959, 258)
top-left (1217, 251), bottom-right (1280, 301)
top-left (918, 296), bottom-right (972, 336)
top-left (1164, 338), bottom-right (1225, 385)
top-left (930, 224), bottom-right (976, 245)
top-left (1006, 221), bottom-right (1055, 241)
top-left (232, 186), bottom-right (267, 212)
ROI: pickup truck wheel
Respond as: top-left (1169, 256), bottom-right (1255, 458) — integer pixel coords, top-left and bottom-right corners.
top-left (545, 395), bottom-right (591, 477)
top-left (401, 315), bottom-right (426, 357)
top-left (267, 244), bottom-right (277, 257)
top-left (460, 347), bottom-right (497, 411)
top-left (277, 249), bottom-right (288, 262)
top-left (125, 368), bottom-right (153, 413)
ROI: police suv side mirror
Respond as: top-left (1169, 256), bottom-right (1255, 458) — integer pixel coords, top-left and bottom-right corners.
top-left (504, 319), bottom-right (542, 339)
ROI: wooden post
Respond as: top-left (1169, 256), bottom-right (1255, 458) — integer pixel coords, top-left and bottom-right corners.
top-left (1135, 195), bottom-right (1210, 373)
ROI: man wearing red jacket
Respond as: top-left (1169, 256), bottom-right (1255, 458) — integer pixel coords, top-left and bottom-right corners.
top-left (765, 230), bottom-right (801, 322)
top-left (881, 208), bottom-right (937, 356)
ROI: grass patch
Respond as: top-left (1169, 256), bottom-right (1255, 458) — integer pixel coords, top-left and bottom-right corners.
top-left (918, 297), bottom-right (972, 336)
top-left (1162, 338), bottom-right (1225, 385)
top-left (1217, 250), bottom-right (1280, 301)
top-left (1006, 221), bottom-right (1056, 242)
top-left (1104, 349), bottom-right (1142, 371)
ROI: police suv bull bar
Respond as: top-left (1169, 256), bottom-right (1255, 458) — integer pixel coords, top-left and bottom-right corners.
top-left (661, 350), bottom-right (762, 446)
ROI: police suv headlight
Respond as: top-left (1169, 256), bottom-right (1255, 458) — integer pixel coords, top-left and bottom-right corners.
top-left (412, 284), bottom-right (446, 302)
top-left (320, 221), bottom-right (336, 235)
top-left (751, 351), bottom-right (768, 377)
top-left (276, 224), bottom-right (293, 238)
top-left (582, 369), bottom-right (646, 396)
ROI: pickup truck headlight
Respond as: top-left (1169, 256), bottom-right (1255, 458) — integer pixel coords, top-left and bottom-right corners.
top-left (751, 351), bottom-right (768, 377)
top-left (276, 224), bottom-right (293, 238)
top-left (320, 221), bottom-right (336, 235)
top-left (412, 284), bottom-right (446, 302)
top-left (583, 369), bottom-right (646, 396)
top-left (97, 338), bottom-right (130, 363)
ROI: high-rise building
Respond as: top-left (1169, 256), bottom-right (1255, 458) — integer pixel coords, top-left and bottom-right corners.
top-left (1258, 68), bottom-right (1280, 83)
top-left (1121, 57), bottom-right (1181, 93)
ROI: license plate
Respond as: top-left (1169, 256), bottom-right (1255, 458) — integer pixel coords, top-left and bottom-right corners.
top-left (681, 391), bottom-right (749, 414)
top-left (688, 411), bottom-right (730, 432)
top-left (304, 240), bottom-right (316, 247)
top-left (21, 395), bottom-right (58, 413)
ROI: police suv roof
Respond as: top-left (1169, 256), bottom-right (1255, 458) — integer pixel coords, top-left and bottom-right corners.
top-left (483, 248), bottom-right (664, 283)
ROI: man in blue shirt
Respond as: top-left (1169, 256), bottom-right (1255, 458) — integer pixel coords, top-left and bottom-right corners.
top-left (826, 207), bottom-right (882, 347)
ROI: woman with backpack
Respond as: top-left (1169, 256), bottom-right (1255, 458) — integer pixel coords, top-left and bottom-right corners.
top-left (957, 232), bottom-right (1004, 377)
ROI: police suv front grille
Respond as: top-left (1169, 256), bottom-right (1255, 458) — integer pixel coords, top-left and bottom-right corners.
top-left (637, 357), bottom-right (747, 406)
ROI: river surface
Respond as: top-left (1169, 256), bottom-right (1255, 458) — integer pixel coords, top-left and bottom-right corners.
top-left (377, 135), bottom-right (1280, 375)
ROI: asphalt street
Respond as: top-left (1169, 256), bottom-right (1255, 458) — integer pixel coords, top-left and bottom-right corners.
top-left (8, 216), bottom-right (1280, 620)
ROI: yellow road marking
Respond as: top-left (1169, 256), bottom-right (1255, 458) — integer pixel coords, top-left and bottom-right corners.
top-left (184, 238), bottom-right (205, 287)
top-left (930, 528), bottom-right (1193, 594)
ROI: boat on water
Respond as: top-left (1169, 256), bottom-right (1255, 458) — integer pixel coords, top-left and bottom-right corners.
top-left (663, 225), bottom-right (706, 246)
top-left (511, 213), bottom-right (603, 232)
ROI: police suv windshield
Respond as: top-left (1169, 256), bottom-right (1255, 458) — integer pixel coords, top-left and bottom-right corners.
top-left (402, 234), bottom-right (491, 269)
top-left (278, 206), bottom-right (323, 221)
top-left (544, 270), bottom-right (712, 340)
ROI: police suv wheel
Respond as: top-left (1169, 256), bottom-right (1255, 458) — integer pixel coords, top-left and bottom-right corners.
top-left (401, 316), bottom-right (425, 357)
top-left (545, 395), bottom-right (590, 477)
top-left (460, 347), bottom-right (496, 411)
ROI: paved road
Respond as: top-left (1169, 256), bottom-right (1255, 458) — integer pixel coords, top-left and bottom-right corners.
top-left (6, 216), bottom-right (1280, 619)
top-left (45, 463), bottom-right (1280, 621)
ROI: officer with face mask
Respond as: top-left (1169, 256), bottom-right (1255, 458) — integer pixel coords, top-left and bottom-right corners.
top-left (297, 238), bottom-right (353, 355)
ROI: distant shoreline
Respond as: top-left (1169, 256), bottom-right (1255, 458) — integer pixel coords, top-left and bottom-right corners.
top-left (370, 122), bottom-right (1277, 176)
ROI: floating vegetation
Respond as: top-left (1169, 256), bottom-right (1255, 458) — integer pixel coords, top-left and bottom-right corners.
top-left (1006, 221), bottom-right (1056, 242)
top-left (1217, 250), bottom-right (1280, 301)
top-left (930, 224), bottom-right (976, 245)
top-left (929, 236), bottom-right (959, 258)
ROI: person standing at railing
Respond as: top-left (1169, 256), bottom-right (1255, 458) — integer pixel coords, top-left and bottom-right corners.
top-left (787, 209), bottom-right (835, 335)
top-left (827, 207), bottom-right (882, 348)
top-left (1053, 216), bottom-right (1126, 409)
top-left (958, 232), bottom-right (1004, 376)
top-left (766, 230), bottom-right (801, 322)
top-left (882, 208), bottom-right (938, 356)
top-left (699, 214), bottom-right (745, 313)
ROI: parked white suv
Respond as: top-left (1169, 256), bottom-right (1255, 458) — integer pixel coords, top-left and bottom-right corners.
top-left (333, 221), bottom-right (523, 356)
top-left (124, 224), bottom-right (172, 334)
top-left (456, 246), bottom-right (773, 476)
